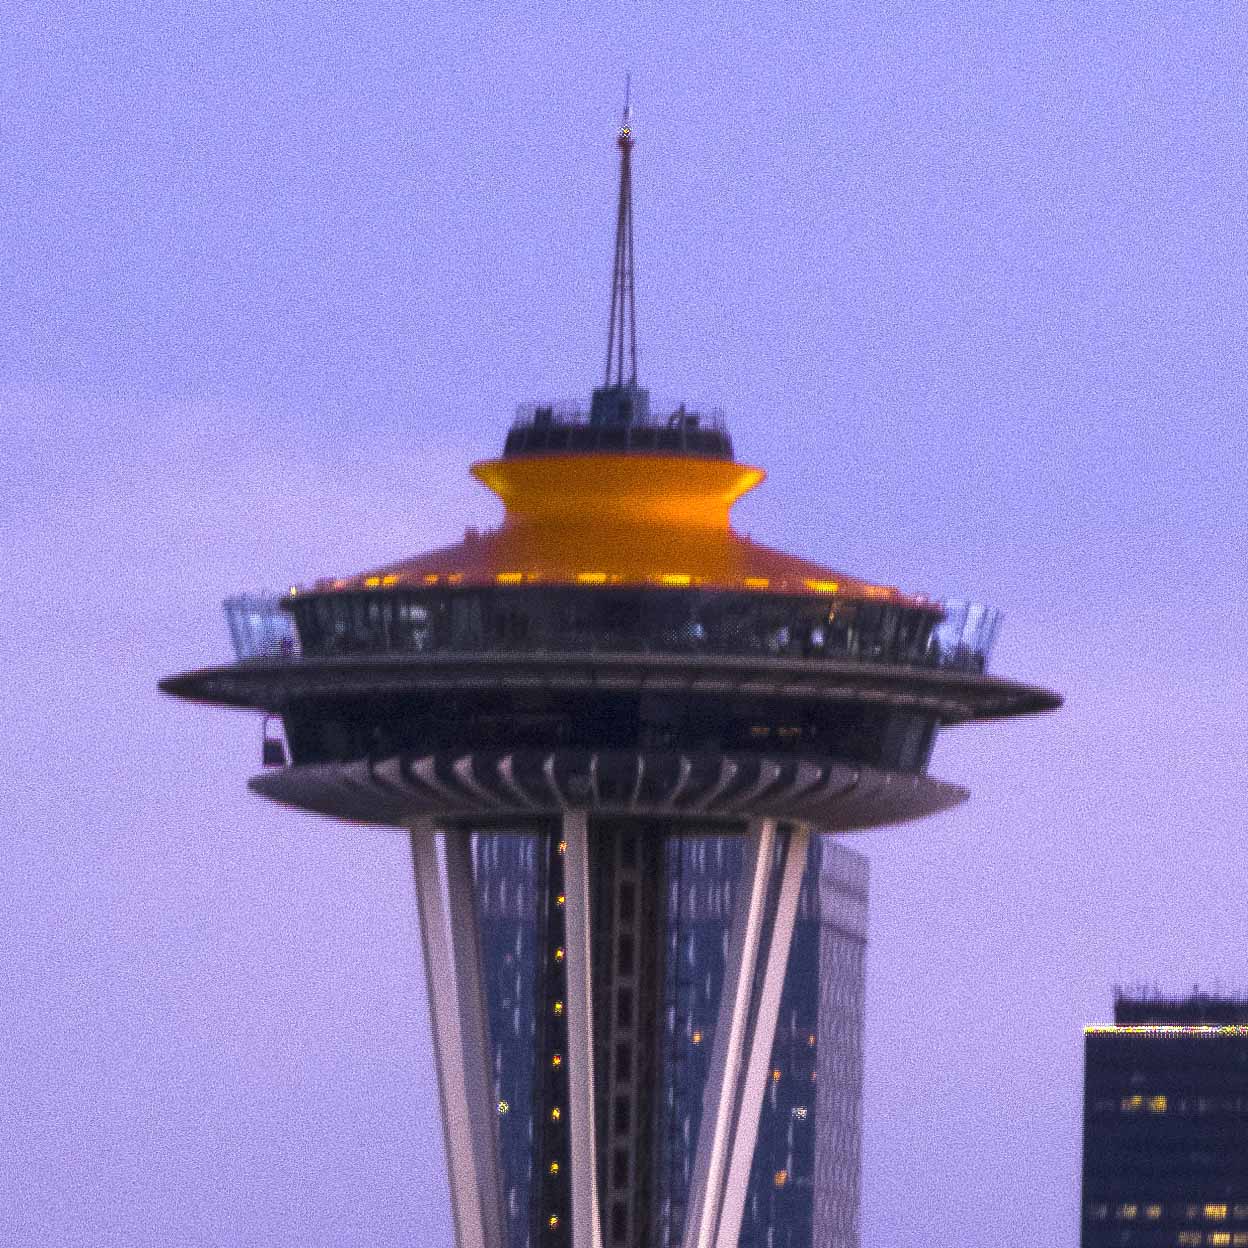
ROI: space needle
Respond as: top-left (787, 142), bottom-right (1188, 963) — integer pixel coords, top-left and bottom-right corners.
top-left (161, 94), bottom-right (1061, 1248)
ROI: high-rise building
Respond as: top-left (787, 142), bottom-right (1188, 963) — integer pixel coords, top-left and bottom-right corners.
top-left (162, 99), bottom-right (1060, 1248)
top-left (1082, 992), bottom-right (1248, 1247)
top-left (474, 832), bottom-right (868, 1248)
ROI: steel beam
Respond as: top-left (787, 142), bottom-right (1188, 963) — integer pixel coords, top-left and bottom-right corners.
top-left (681, 820), bottom-right (811, 1248)
top-left (561, 810), bottom-right (604, 1248)
top-left (410, 822), bottom-right (504, 1248)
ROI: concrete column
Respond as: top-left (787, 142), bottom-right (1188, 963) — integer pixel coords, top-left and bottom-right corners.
top-left (682, 820), bottom-right (811, 1248)
top-left (410, 822), bottom-right (504, 1248)
top-left (561, 810), bottom-right (604, 1248)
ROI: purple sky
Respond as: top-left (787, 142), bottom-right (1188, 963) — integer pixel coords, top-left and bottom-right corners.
top-left (4, 3), bottom-right (1246, 1244)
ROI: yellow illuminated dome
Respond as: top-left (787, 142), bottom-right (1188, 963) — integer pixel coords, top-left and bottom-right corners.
top-left (318, 451), bottom-right (924, 606)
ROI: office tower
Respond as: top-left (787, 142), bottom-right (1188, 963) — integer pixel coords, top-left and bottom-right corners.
top-left (163, 99), bottom-right (1060, 1248)
top-left (1083, 991), bottom-right (1248, 1246)
top-left (474, 832), bottom-right (868, 1248)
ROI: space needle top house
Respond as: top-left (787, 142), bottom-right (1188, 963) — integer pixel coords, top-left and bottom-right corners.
top-left (161, 96), bottom-right (1061, 1248)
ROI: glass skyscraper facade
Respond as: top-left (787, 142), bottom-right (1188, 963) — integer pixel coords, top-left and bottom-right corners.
top-left (1082, 993), bottom-right (1248, 1247)
top-left (474, 833), bottom-right (869, 1248)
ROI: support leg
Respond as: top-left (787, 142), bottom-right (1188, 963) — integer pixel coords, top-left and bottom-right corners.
top-left (681, 820), bottom-right (811, 1248)
top-left (561, 811), bottom-right (604, 1248)
top-left (410, 823), bottom-right (504, 1248)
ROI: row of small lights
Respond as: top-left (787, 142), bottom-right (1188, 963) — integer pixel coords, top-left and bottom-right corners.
top-left (1086, 1026), bottom-right (1248, 1036)
top-left (326, 572), bottom-right (852, 593)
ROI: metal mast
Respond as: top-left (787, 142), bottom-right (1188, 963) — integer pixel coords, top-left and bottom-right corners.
top-left (604, 78), bottom-right (638, 388)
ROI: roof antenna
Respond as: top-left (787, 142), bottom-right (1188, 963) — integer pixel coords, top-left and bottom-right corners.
top-left (604, 74), bottom-right (638, 390)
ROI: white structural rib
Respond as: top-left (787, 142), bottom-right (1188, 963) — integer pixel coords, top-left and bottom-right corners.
top-left (681, 820), bottom-right (811, 1248)
top-left (410, 822), bottom-right (504, 1248)
top-left (561, 811), bottom-right (604, 1248)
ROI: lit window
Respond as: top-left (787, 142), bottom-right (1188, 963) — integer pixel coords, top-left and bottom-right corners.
top-left (576, 572), bottom-right (608, 585)
top-left (1116, 1204), bottom-right (1137, 1220)
top-left (364, 576), bottom-right (380, 588)
top-left (804, 579), bottom-right (839, 594)
top-left (549, 1215), bottom-right (560, 1229)
top-left (558, 840), bottom-right (567, 855)
top-left (1145, 1205), bottom-right (1162, 1220)
top-left (555, 948), bottom-right (565, 963)
top-left (498, 1100), bottom-right (510, 1115)
top-left (1147, 1094), bottom-right (1168, 1112)
top-left (743, 577), bottom-right (770, 589)
top-left (1121, 1095), bottom-right (1144, 1112)
top-left (1207, 1206), bottom-right (1229, 1221)
top-left (792, 1106), bottom-right (808, 1120)
top-left (1211, 1235), bottom-right (1231, 1247)
top-left (808, 1034), bottom-right (816, 1047)
top-left (556, 894), bottom-right (566, 907)
top-left (771, 1069), bottom-right (781, 1083)
top-left (773, 1170), bottom-right (788, 1188)
top-left (554, 1001), bottom-right (564, 1016)
top-left (422, 574), bottom-right (439, 584)
top-left (552, 1054), bottom-right (563, 1069)
top-left (550, 1107), bottom-right (561, 1122)
top-left (549, 1162), bottom-right (559, 1176)
top-left (691, 1030), bottom-right (703, 1045)
top-left (656, 573), bottom-right (692, 586)
top-left (749, 725), bottom-right (771, 738)
top-left (381, 574), bottom-right (398, 586)
top-left (495, 572), bottom-right (524, 584)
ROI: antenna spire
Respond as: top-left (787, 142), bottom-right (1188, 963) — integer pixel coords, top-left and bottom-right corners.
top-left (604, 77), bottom-right (638, 389)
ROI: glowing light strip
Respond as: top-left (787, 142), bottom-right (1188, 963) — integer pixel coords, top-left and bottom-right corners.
top-left (1085, 1026), bottom-right (1248, 1035)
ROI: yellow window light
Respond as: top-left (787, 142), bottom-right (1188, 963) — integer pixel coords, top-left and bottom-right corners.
top-left (771, 1068), bottom-right (781, 1083)
top-left (551, 1054), bottom-right (563, 1068)
top-left (423, 574), bottom-right (440, 585)
top-left (1211, 1236), bottom-right (1230, 1247)
top-left (576, 571), bottom-right (608, 585)
top-left (1121, 1095), bottom-right (1143, 1112)
top-left (1207, 1205), bottom-right (1229, 1221)
top-left (549, 1215), bottom-right (560, 1229)
top-left (1116, 1204), bottom-right (1137, 1219)
top-left (558, 840), bottom-right (567, 855)
top-left (556, 894), bottom-right (566, 907)
top-left (495, 572), bottom-right (524, 585)
top-left (808, 1033), bottom-right (816, 1046)
top-left (550, 1106), bottom-right (561, 1122)
top-left (1147, 1094), bottom-right (1168, 1112)
top-left (498, 1100), bottom-right (509, 1114)
top-left (773, 1170), bottom-right (788, 1188)
top-left (549, 1162), bottom-right (559, 1176)
top-left (804, 579), bottom-right (839, 594)
top-left (381, 573), bottom-right (398, 586)
top-left (691, 1029), bottom-right (703, 1045)
top-left (364, 576), bottom-right (381, 588)
top-left (554, 947), bottom-right (565, 962)
top-left (553, 1001), bottom-right (564, 1016)
top-left (1145, 1206), bottom-right (1162, 1220)
top-left (447, 573), bottom-right (464, 584)
top-left (656, 573), bottom-right (692, 587)
top-left (743, 577), bottom-right (770, 589)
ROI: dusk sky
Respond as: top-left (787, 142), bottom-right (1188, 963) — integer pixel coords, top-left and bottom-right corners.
top-left (4, 3), bottom-right (1246, 1244)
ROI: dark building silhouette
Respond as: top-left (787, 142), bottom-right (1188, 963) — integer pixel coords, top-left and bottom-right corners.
top-left (474, 832), bottom-right (868, 1248)
top-left (1082, 992), bottom-right (1248, 1247)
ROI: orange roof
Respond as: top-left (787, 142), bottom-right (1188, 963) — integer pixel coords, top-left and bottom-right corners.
top-left (316, 453), bottom-right (928, 607)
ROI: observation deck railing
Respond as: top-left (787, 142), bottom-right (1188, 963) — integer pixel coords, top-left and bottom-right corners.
top-left (505, 401), bottom-right (733, 459)
top-left (223, 591), bottom-right (1002, 673)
